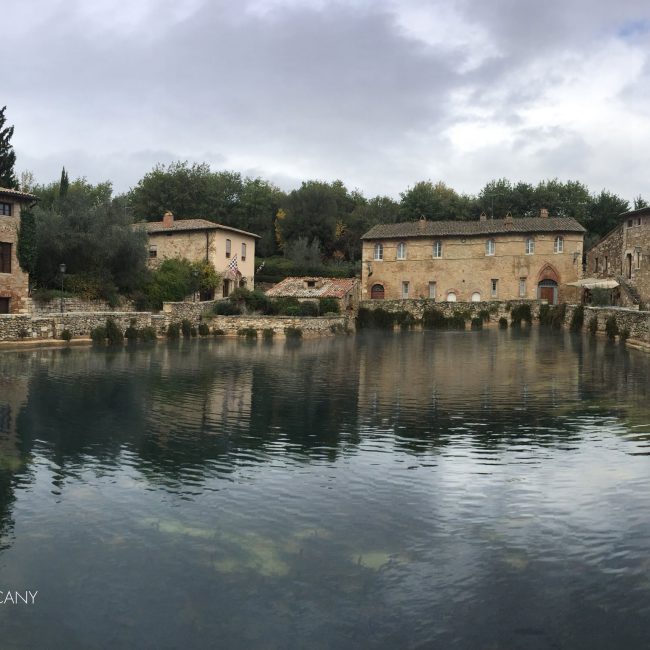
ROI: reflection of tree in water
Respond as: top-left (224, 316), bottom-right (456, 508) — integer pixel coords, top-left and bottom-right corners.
top-left (13, 340), bottom-right (361, 487)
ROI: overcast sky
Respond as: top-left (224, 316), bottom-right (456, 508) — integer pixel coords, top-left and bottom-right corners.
top-left (4, 0), bottom-right (650, 200)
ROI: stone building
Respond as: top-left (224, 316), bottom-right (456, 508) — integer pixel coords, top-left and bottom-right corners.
top-left (360, 211), bottom-right (585, 304)
top-left (0, 187), bottom-right (37, 314)
top-left (585, 206), bottom-right (650, 307)
top-left (136, 211), bottom-right (259, 298)
top-left (265, 277), bottom-right (359, 312)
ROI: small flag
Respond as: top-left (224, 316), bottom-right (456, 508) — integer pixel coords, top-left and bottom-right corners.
top-left (226, 254), bottom-right (240, 275)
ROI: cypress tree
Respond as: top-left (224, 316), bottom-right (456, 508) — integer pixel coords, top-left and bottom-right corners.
top-left (0, 106), bottom-right (18, 189)
top-left (59, 166), bottom-right (69, 198)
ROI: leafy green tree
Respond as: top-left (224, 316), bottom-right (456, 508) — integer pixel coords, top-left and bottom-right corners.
top-left (280, 180), bottom-right (355, 256)
top-left (0, 106), bottom-right (18, 189)
top-left (236, 178), bottom-right (285, 256)
top-left (585, 190), bottom-right (629, 243)
top-left (284, 236), bottom-right (323, 273)
top-left (31, 177), bottom-right (148, 299)
top-left (400, 181), bottom-right (473, 221)
top-left (633, 195), bottom-right (648, 210)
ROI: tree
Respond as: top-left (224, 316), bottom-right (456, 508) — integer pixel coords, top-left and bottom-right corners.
top-left (59, 167), bottom-right (69, 198)
top-left (17, 207), bottom-right (37, 276)
top-left (0, 106), bottom-right (18, 189)
top-left (400, 181), bottom-right (473, 221)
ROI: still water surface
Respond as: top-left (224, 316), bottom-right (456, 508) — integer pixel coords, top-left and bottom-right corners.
top-left (1, 330), bottom-right (650, 649)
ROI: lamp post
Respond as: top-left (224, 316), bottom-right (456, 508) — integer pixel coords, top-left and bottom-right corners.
top-left (59, 263), bottom-right (66, 313)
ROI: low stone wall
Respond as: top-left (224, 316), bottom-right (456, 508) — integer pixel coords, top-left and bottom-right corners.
top-left (210, 315), bottom-right (353, 337)
top-left (162, 300), bottom-right (219, 322)
top-left (0, 312), bottom-right (155, 342)
top-left (359, 298), bottom-right (543, 321)
top-left (29, 297), bottom-right (136, 315)
top-left (564, 304), bottom-right (650, 345)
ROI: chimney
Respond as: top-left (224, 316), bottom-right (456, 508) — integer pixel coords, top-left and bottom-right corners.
top-left (540, 208), bottom-right (549, 219)
top-left (418, 215), bottom-right (426, 232)
top-left (504, 211), bottom-right (513, 225)
top-left (163, 210), bottom-right (174, 228)
top-left (479, 212), bottom-right (487, 222)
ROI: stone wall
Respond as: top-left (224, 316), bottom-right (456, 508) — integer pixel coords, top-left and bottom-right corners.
top-left (0, 210), bottom-right (30, 314)
top-left (359, 298), bottom-right (543, 321)
top-left (162, 299), bottom-right (219, 322)
top-left (29, 297), bottom-right (136, 315)
top-left (210, 315), bottom-right (353, 337)
top-left (563, 304), bottom-right (650, 346)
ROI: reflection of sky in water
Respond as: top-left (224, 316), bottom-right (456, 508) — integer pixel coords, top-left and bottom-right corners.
top-left (1, 331), bottom-right (650, 648)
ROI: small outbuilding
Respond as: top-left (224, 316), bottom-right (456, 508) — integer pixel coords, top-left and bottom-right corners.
top-left (265, 276), bottom-right (359, 312)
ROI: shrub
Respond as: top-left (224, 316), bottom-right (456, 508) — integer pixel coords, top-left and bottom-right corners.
top-left (498, 317), bottom-right (508, 329)
top-left (166, 323), bottom-right (181, 339)
top-left (138, 326), bottom-right (157, 342)
top-left (262, 328), bottom-right (274, 341)
top-left (569, 305), bottom-right (585, 333)
top-left (181, 319), bottom-right (192, 338)
top-left (61, 329), bottom-right (72, 342)
top-left (105, 318), bottom-right (124, 344)
top-left (538, 304), bottom-right (550, 325)
top-left (478, 309), bottom-right (490, 323)
top-left (229, 288), bottom-right (271, 314)
top-left (125, 321), bottom-right (139, 340)
top-left (269, 296), bottom-right (301, 315)
top-left (510, 304), bottom-right (532, 326)
top-left (588, 316), bottom-right (598, 337)
top-left (212, 328), bottom-right (225, 336)
top-left (620, 326), bottom-right (630, 342)
top-left (397, 312), bottom-right (416, 330)
top-left (470, 317), bottom-right (483, 330)
top-left (18, 328), bottom-right (29, 339)
top-left (237, 327), bottom-right (258, 339)
top-left (605, 315), bottom-right (619, 340)
top-left (198, 323), bottom-right (210, 336)
top-left (447, 314), bottom-right (466, 330)
top-left (319, 298), bottom-right (340, 314)
top-left (214, 301), bottom-right (241, 315)
top-left (422, 307), bottom-right (447, 329)
top-left (298, 301), bottom-right (319, 317)
top-left (285, 326), bottom-right (303, 339)
top-left (90, 326), bottom-right (107, 343)
top-left (190, 326), bottom-right (197, 337)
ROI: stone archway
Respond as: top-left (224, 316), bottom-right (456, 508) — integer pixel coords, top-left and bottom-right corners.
top-left (537, 264), bottom-right (560, 305)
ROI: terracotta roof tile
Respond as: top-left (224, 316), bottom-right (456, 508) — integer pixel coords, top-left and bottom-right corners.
top-left (265, 277), bottom-right (358, 299)
top-left (0, 187), bottom-right (38, 201)
top-left (135, 219), bottom-right (260, 238)
top-left (361, 216), bottom-right (586, 240)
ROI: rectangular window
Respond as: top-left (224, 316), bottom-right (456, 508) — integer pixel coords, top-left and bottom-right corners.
top-left (637, 252), bottom-right (642, 269)
top-left (428, 281), bottom-right (437, 299)
top-left (225, 238), bottom-right (231, 258)
top-left (525, 238), bottom-right (535, 255)
top-left (519, 278), bottom-right (526, 297)
top-left (595, 257), bottom-right (599, 272)
top-left (0, 202), bottom-right (12, 216)
top-left (604, 256), bottom-right (608, 272)
top-left (402, 281), bottom-right (409, 299)
top-left (433, 241), bottom-right (442, 258)
top-left (491, 279), bottom-right (498, 298)
top-left (149, 246), bottom-right (157, 259)
top-left (0, 242), bottom-right (11, 273)
top-left (241, 242), bottom-right (246, 261)
top-left (637, 218), bottom-right (642, 226)
top-left (628, 219), bottom-right (633, 227)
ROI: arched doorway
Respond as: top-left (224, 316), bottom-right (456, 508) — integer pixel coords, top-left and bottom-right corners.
top-left (537, 264), bottom-right (560, 305)
top-left (370, 284), bottom-right (385, 300)
top-left (471, 292), bottom-right (481, 302)
top-left (447, 291), bottom-right (457, 302)
top-left (538, 279), bottom-right (558, 304)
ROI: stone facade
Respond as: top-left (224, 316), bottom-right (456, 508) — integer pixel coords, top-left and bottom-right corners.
top-left (136, 212), bottom-right (259, 297)
top-left (0, 188), bottom-right (36, 314)
top-left (586, 207), bottom-right (650, 306)
top-left (361, 213), bottom-right (584, 305)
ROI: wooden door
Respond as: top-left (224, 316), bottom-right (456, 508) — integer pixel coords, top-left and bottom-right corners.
top-left (0, 298), bottom-right (9, 314)
top-left (540, 286), bottom-right (555, 304)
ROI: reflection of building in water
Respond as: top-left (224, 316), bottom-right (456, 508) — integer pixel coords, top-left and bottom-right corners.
top-left (357, 331), bottom-right (581, 441)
